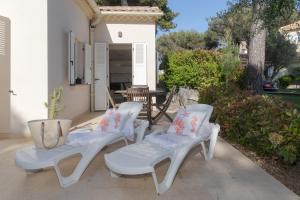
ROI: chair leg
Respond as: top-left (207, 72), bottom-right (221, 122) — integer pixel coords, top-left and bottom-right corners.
top-left (151, 149), bottom-right (189, 194)
top-left (207, 124), bottom-right (220, 160)
top-left (151, 171), bottom-right (160, 194)
top-left (201, 142), bottom-right (208, 160)
top-left (110, 171), bottom-right (121, 178)
top-left (53, 145), bottom-right (102, 187)
top-left (123, 137), bottom-right (128, 146)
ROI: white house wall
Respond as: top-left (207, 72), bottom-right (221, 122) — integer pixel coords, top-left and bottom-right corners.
top-left (0, 0), bottom-right (48, 135)
top-left (47, 0), bottom-right (90, 119)
top-left (94, 22), bottom-right (157, 90)
top-left (285, 31), bottom-right (300, 53)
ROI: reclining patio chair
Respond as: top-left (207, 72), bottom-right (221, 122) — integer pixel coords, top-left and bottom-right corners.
top-left (15, 102), bottom-right (149, 188)
top-left (104, 104), bottom-right (220, 194)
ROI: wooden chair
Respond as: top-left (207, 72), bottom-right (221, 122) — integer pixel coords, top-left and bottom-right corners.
top-left (151, 86), bottom-right (176, 124)
top-left (126, 85), bottom-right (151, 125)
top-left (105, 87), bottom-right (117, 109)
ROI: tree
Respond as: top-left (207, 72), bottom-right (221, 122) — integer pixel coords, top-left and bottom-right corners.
top-left (207, 0), bottom-right (300, 91)
top-left (247, 1), bottom-right (266, 91)
top-left (240, 0), bottom-right (299, 92)
top-left (156, 30), bottom-right (206, 66)
top-left (95, 0), bottom-right (178, 31)
top-left (266, 31), bottom-right (297, 77)
top-left (206, 2), bottom-right (252, 48)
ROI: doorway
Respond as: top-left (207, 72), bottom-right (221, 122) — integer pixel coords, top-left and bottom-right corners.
top-left (109, 44), bottom-right (132, 103)
top-left (109, 44), bottom-right (132, 90)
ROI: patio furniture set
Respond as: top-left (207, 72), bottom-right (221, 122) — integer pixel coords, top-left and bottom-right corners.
top-left (111, 85), bottom-right (176, 126)
top-left (15, 86), bottom-right (220, 194)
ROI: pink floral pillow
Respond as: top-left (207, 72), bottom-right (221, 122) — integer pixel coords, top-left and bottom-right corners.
top-left (167, 109), bottom-right (207, 138)
top-left (97, 109), bottom-right (130, 134)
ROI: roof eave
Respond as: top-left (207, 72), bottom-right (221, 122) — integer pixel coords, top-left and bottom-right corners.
top-left (100, 11), bottom-right (163, 17)
top-left (92, 11), bottom-right (163, 25)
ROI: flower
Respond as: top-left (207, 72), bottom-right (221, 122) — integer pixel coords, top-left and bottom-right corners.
top-left (99, 117), bottom-right (109, 132)
top-left (190, 116), bottom-right (198, 132)
top-left (173, 118), bottom-right (185, 135)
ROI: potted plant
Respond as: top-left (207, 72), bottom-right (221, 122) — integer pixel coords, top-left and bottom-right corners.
top-left (28, 87), bottom-right (72, 149)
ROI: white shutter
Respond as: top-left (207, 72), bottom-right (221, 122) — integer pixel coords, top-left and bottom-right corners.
top-left (94, 43), bottom-right (108, 110)
top-left (84, 43), bottom-right (92, 84)
top-left (68, 31), bottom-right (76, 85)
top-left (0, 15), bottom-right (10, 133)
top-left (133, 43), bottom-right (147, 85)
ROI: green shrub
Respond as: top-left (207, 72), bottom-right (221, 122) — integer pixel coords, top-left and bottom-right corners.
top-left (161, 50), bottom-right (222, 90)
top-left (218, 34), bottom-right (244, 86)
top-left (199, 83), bottom-right (300, 165)
top-left (278, 76), bottom-right (293, 89)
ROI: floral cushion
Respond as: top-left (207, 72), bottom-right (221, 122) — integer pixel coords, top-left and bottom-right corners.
top-left (97, 109), bottom-right (130, 134)
top-left (167, 109), bottom-right (207, 138)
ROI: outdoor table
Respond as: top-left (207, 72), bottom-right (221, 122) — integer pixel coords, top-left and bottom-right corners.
top-left (114, 89), bottom-right (172, 124)
top-left (114, 89), bottom-right (165, 97)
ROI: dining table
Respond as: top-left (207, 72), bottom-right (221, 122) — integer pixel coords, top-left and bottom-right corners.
top-left (114, 89), bottom-right (171, 125)
top-left (114, 89), bottom-right (166, 97)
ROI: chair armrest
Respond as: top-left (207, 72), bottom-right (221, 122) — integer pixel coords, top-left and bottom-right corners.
top-left (134, 119), bottom-right (149, 142)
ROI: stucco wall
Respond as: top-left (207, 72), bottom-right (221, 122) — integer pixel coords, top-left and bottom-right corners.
top-left (286, 31), bottom-right (300, 52)
top-left (94, 22), bottom-right (157, 90)
top-left (0, 0), bottom-right (48, 135)
top-left (47, 0), bottom-right (90, 119)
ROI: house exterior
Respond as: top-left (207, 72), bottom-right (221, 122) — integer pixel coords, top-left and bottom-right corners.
top-left (0, 0), bottom-right (162, 136)
top-left (280, 20), bottom-right (300, 53)
top-left (278, 21), bottom-right (300, 78)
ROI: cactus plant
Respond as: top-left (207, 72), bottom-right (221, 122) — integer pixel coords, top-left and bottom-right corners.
top-left (44, 87), bottom-right (65, 119)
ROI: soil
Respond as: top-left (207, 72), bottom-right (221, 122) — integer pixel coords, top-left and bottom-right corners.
top-left (226, 139), bottom-right (300, 196)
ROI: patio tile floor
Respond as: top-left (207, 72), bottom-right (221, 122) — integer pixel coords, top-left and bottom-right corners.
top-left (0, 112), bottom-right (299, 200)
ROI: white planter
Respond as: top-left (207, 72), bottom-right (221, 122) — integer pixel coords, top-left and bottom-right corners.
top-left (28, 119), bottom-right (72, 149)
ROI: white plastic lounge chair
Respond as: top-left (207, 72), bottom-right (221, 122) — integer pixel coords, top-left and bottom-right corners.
top-left (15, 102), bottom-right (149, 188)
top-left (104, 104), bottom-right (220, 194)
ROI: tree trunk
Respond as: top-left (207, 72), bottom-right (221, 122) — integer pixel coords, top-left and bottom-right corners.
top-left (121, 0), bottom-right (128, 6)
top-left (247, 1), bottom-right (267, 93)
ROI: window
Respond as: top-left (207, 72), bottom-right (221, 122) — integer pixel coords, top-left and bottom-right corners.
top-left (68, 31), bottom-right (91, 85)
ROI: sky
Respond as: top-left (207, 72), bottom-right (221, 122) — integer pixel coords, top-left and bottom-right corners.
top-left (164, 0), bottom-right (229, 33)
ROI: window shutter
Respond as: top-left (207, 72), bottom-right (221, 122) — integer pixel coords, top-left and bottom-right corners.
top-left (84, 43), bottom-right (92, 84)
top-left (133, 43), bottom-right (147, 85)
top-left (0, 17), bottom-right (7, 56)
top-left (68, 31), bottom-right (76, 85)
top-left (94, 43), bottom-right (108, 110)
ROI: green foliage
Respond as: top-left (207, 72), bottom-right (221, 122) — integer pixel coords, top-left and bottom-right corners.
top-left (266, 31), bottom-right (297, 71)
top-left (206, 1), bottom-right (300, 47)
top-left (157, 30), bottom-right (206, 63)
top-left (44, 87), bottom-right (65, 120)
top-left (278, 76), bottom-right (293, 88)
top-left (199, 83), bottom-right (300, 164)
top-left (96, 0), bottom-right (178, 31)
top-left (161, 50), bottom-right (222, 90)
top-left (218, 34), bottom-right (244, 85)
top-left (237, 0), bottom-right (300, 31)
top-left (95, 0), bottom-right (120, 5)
top-left (205, 2), bottom-right (252, 47)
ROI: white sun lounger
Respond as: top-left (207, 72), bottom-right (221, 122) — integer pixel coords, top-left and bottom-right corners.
top-left (104, 104), bottom-right (220, 194)
top-left (15, 102), bottom-right (149, 188)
